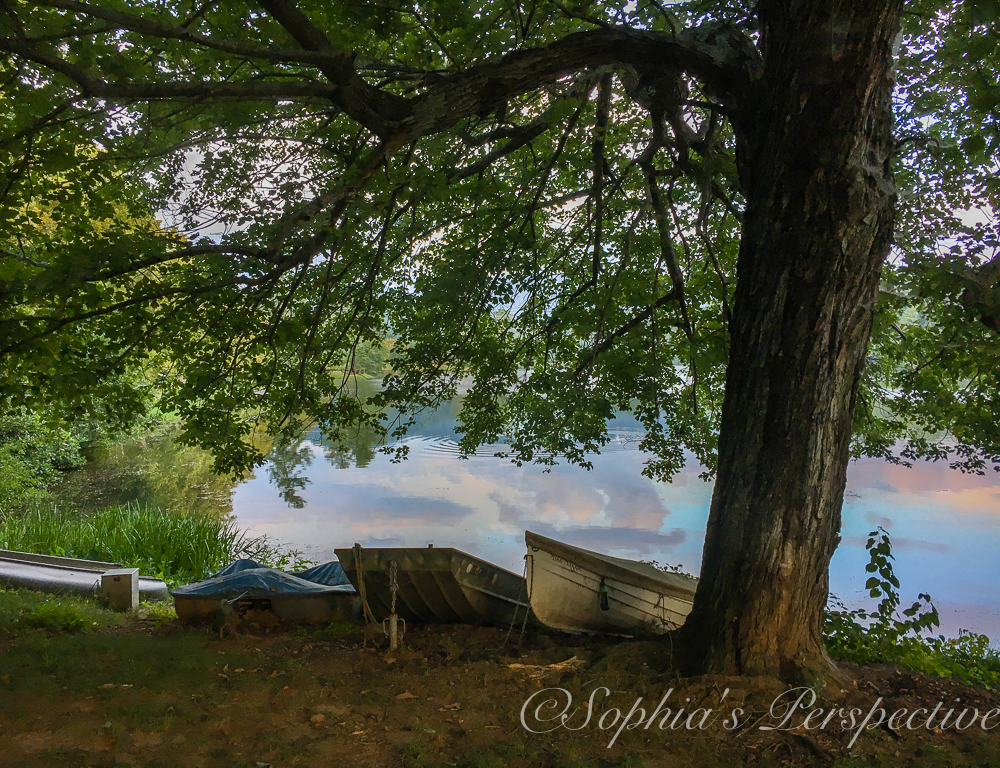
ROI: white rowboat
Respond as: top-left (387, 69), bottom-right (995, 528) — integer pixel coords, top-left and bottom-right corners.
top-left (524, 531), bottom-right (697, 635)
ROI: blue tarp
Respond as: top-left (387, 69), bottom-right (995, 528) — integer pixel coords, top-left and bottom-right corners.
top-left (173, 559), bottom-right (356, 599)
top-left (291, 560), bottom-right (351, 587)
top-left (211, 559), bottom-right (266, 578)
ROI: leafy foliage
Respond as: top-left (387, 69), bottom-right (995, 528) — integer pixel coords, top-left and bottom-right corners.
top-left (0, 0), bottom-right (996, 482)
top-left (0, 409), bottom-right (84, 507)
top-left (824, 529), bottom-right (1000, 689)
top-left (0, 402), bottom-right (164, 509)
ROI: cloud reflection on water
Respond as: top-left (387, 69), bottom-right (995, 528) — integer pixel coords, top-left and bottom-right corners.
top-left (232, 430), bottom-right (1000, 639)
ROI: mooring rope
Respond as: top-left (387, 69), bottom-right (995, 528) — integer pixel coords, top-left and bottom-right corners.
top-left (353, 542), bottom-right (379, 646)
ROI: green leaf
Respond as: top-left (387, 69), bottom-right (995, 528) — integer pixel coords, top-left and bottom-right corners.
top-left (962, 134), bottom-right (988, 155)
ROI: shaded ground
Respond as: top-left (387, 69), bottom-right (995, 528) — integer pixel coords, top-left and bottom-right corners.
top-left (1, 606), bottom-right (999, 768)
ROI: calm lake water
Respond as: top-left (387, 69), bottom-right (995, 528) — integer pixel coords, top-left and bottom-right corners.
top-left (55, 401), bottom-right (1000, 640)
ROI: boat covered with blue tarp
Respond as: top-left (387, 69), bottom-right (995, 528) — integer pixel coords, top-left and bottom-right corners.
top-left (172, 559), bottom-right (358, 624)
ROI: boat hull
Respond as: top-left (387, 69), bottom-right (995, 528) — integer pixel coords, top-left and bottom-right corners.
top-left (171, 563), bottom-right (359, 625)
top-left (173, 591), bottom-right (359, 624)
top-left (0, 550), bottom-right (169, 602)
top-left (524, 532), bottom-right (696, 635)
top-left (334, 546), bottom-right (529, 628)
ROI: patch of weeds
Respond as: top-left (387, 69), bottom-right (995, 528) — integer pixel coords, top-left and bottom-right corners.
top-left (604, 754), bottom-right (647, 768)
top-left (24, 601), bottom-right (92, 632)
top-left (316, 620), bottom-right (358, 640)
top-left (105, 699), bottom-right (178, 730)
top-left (0, 587), bottom-right (123, 635)
top-left (401, 734), bottom-right (436, 765)
top-left (463, 752), bottom-right (506, 768)
top-left (824, 528), bottom-right (1000, 689)
top-left (139, 600), bottom-right (177, 626)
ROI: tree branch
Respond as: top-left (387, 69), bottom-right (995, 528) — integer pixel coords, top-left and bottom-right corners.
top-left (572, 290), bottom-right (682, 378)
top-left (8, 7), bottom-right (758, 146)
top-left (958, 250), bottom-right (1000, 333)
top-left (258, 0), bottom-right (410, 136)
top-left (640, 144), bottom-right (694, 342)
top-left (0, 37), bottom-right (341, 100)
top-left (591, 70), bottom-right (613, 282)
top-left (410, 24), bottom-right (760, 137)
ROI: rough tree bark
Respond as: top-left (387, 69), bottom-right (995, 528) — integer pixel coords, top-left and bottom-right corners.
top-left (677, 0), bottom-right (904, 679)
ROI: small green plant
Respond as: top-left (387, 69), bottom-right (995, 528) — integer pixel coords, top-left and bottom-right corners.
top-left (824, 527), bottom-right (1000, 688)
top-left (316, 620), bottom-right (359, 640)
top-left (140, 600), bottom-right (178, 626)
top-left (23, 600), bottom-right (92, 632)
top-left (825, 527), bottom-right (940, 651)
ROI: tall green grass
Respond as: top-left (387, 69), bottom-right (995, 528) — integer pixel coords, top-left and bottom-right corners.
top-left (0, 503), bottom-right (302, 586)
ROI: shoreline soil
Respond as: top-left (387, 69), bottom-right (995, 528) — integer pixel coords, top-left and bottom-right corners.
top-left (2, 604), bottom-right (999, 768)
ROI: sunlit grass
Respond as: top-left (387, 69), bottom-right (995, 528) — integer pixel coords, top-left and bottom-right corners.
top-left (0, 502), bottom-right (300, 585)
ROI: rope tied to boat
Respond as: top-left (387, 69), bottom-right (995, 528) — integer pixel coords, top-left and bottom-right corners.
top-left (353, 542), bottom-right (379, 646)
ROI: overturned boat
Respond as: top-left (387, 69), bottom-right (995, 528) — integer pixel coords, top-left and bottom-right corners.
top-left (0, 549), bottom-right (169, 602)
top-left (524, 531), bottom-right (697, 635)
top-left (334, 544), bottom-right (529, 627)
top-left (171, 559), bottom-right (358, 624)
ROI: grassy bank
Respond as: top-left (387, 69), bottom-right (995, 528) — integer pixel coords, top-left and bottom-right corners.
top-left (0, 503), bottom-right (303, 585)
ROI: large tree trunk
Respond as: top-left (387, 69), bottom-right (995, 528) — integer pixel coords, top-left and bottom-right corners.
top-left (677, 0), bottom-right (903, 679)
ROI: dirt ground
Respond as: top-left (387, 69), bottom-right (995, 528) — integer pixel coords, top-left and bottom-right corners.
top-left (1, 614), bottom-right (999, 768)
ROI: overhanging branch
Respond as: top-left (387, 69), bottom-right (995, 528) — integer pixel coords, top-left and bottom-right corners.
top-left (6, 4), bottom-right (759, 145)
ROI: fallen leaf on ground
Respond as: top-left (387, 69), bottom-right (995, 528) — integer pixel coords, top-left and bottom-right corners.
top-left (439, 703), bottom-right (462, 711)
top-left (395, 691), bottom-right (417, 700)
top-left (310, 714), bottom-right (326, 724)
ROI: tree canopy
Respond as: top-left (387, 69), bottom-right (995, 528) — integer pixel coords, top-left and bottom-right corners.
top-left (1, 0), bottom-right (998, 479)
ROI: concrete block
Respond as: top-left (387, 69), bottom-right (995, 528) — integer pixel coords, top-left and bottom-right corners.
top-left (102, 568), bottom-right (139, 611)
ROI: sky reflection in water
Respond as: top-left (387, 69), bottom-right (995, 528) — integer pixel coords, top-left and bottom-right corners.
top-left (232, 410), bottom-right (1000, 640)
